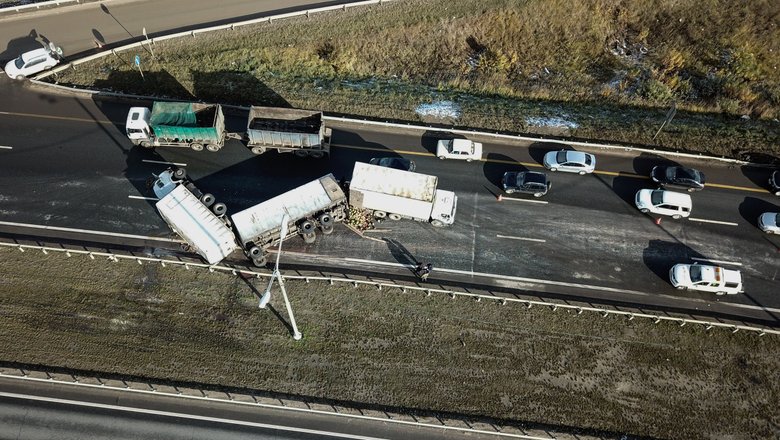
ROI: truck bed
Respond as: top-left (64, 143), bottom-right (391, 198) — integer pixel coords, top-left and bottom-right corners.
top-left (245, 106), bottom-right (325, 149)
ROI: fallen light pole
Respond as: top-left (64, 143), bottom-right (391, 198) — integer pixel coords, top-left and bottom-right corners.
top-left (259, 213), bottom-right (303, 340)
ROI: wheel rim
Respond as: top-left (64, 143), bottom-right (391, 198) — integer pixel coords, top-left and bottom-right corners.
top-left (389, 214), bottom-right (402, 221)
top-left (251, 147), bottom-right (266, 155)
top-left (206, 144), bottom-right (220, 152)
top-left (190, 143), bottom-right (204, 151)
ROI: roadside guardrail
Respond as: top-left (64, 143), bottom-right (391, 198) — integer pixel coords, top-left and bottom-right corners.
top-left (0, 0), bottom-right (84, 14)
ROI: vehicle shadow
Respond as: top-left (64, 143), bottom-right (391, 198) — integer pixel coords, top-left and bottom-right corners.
top-left (93, 68), bottom-right (196, 101)
top-left (642, 239), bottom-right (706, 283)
top-left (192, 70), bottom-right (289, 108)
top-left (740, 164), bottom-right (776, 193)
top-left (631, 152), bottom-right (679, 177)
top-left (738, 196), bottom-right (778, 229)
top-left (483, 152), bottom-right (526, 193)
top-left (527, 141), bottom-right (571, 166)
top-left (610, 175), bottom-right (650, 207)
top-left (329, 131), bottom-right (395, 181)
top-left (0, 30), bottom-right (50, 63)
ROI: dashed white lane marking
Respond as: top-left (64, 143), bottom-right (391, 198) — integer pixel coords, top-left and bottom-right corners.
top-left (499, 196), bottom-right (548, 204)
top-left (142, 159), bottom-right (187, 167)
top-left (691, 257), bottom-right (742, 266)
top-left (0, 392), bottom-right (389, 440)
top-left (0, 146), bottom-right (13, 149)
top-left (128, 195), bottom-right (159, 201)
top-left (688, 217), bottom-right (739, 226)
top-left (0, 221), bottom-right (183, 243)
top-left (341, 257), bottom-right (780, 314)
top-left (496, 234), bottom-right (546, 243)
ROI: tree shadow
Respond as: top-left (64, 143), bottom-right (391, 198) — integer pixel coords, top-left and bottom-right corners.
top-left (642, 239), bottom-right (705, 283)
top-left (192, 70), bottom-right (289, 108)
top-left (483, 152), bottom-right (525, 192)
top-left (527, 141), bottom-right (571, 166)
top-left (738, 196), bottom-right (778, 229)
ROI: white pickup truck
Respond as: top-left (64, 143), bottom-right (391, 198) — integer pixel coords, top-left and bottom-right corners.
top-left (436, 138), bottom-right (482, 162)
top-left (669, 263), bottom-right (743, 295)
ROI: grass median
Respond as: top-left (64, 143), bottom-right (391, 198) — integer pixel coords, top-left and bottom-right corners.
top-left (0, 246), bottom-right (777, 439)
top-left (48, 0), bottom-right (779, 160)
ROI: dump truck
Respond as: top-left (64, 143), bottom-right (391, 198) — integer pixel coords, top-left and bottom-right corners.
top-left (243, 106), bottom-right (331, 158)
top-left (152, 168), bottom-right (238, 265)
top-left (349, 162), bottom-right (457, 227)
top-left (126, 102), bottom-right (226, 151)
top-left (231, 174), bottom-right (347, 266)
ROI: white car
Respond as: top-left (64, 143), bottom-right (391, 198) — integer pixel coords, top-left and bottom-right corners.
top-left (758, 212), bottom-right (779, 234)
top-left (542, 150), bottom-right (595, 174)
top-left (436, 139), bottom-right (482, 162)
top-left (669, 263), bottom-right (743, 295)
top-left (634, 189), bottom-right (691, 219)
top-left (4, 43), bottom-right (62, 80)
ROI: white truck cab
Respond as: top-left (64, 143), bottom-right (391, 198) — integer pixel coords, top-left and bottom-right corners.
top-left (669, 263), bottom-right (743, 295)
top-left (429, 189), bottom-right (457, 226)
top-left (126, 107), bottom-right (152, 144)
top-left (436, 138), bottom-right (483, 162)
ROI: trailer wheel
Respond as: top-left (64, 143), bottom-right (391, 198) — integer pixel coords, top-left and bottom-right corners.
top-left (248, 246), bottom-right (263, 259)
top-left (173, 168), bottom-right (187, 181)
top-left (190, 143), bottom-right (204, 151)
top-left (310, 151), bottom-right (325, 159)
top-left (388, 213), bottom-right (402, 221)
top-left (374, 210), bottom-right (387, 219)
top-left (206, 143), bottom-right (221, 152)
top-left (321, 225), bottom-right (334, 235)
top-left (318, 213), bottom-right (333, 228)
top-left (300, 219), bottom-right (315, 234)
top-left (251, 146), bottom-right (266, 155)
top-left (302, 231), bottom-right (317, 243)
top-left (252, 255), bottom-right (267, 267)
top-left (140, 141), bottom-right (153, 149)
top-left (212, 203), bottom-right (227, 217)
top-left (294, 150), bottom-right (308, 158)
top-left (431, 220), bottom-right (445, 227)
top-left (200, 193), bottom-right (215, 207)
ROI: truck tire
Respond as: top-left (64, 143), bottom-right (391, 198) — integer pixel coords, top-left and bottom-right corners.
top-left (374, 211), bottom-right (387, 219)
top-left (431, 220), bottom-right (445, 227)
top-left (321, 225), bottom-right (334, 235)
top-left (248, 246), bottom-right (263, 259)
top-left (251, 146), bottom-right (266, 155)
top-left (318, 213), bottom-right (333, 228)
top-left (140, 141), bottom-right (153, 149)
top-left (438, 156), bottom-right (445, 160)
top-left (173, 168), bottom-right (187, 180)
top-left (294, 150), bottom-right (308, 158)
top-left (310, 151), bottom-right (325, 159)
top-left (252, 255), bottom-right (267, 267)
top-left (190, 143), bottom-right (204, 151)
top-left (206, 143), bottom-right (221, 152)
top-left (300, 219), bottom-right (315, 234)
top-left (200, 193), bottom-right (215, 207)
top-left (212, 203), bottom-right (227, 217)
top-left (303, 231), bottom-right (317, 243)
top-left (388, 213), bottom-right (402, 221)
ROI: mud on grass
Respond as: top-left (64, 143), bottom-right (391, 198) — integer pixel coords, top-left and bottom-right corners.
top-left (0, 248), bottom-right (778, 438)
top-left (49, 0), bottom-right (780, 158)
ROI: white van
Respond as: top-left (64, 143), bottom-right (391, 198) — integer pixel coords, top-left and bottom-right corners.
top-left (635, 189), bottom-right (692, 219)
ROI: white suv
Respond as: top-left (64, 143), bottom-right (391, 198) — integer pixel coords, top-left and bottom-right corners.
top-left (635, 189), bottom-right (692, 219)
top-left (4, 43), bottom-right (62, 80)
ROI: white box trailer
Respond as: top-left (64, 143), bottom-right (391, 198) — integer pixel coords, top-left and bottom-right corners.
top-left (349, 162), bottom-right (457, 227)
top-left (231, 174), bottom-right (347, 266)
top-left (155, 184), bottom-right (238, 265)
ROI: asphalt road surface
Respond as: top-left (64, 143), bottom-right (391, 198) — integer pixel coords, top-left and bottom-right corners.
top-left (0, 79), bottom-right (778, 325)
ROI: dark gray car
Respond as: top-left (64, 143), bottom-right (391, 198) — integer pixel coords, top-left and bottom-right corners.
top-left (769, 170), bottom-right (780, 196)
top-left (369, 157), bottom-right (416, 172)
top-left (502, 171), bottom-right (551, 197)
top-left (651, 166), bottom-right (705, 192)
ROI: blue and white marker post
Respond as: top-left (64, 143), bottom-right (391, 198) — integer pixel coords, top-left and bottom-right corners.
top-left (134, 54), bottom-right (144, 80)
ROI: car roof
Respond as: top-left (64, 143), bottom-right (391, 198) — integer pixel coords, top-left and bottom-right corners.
top-left (563, 151), bottom-right (588, 163)
top-left (661, 190), bottom-right (692, 207)
top-left (21, 48), bottom-right (50, 61)
top-left (520, 171), bottom-right (546, 184)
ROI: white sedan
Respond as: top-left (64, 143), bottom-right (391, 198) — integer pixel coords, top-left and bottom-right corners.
top-left (543, 150), bottom-right (596, 174)
top-left (4, 43), bottom-right (62, 80)
top-left (758, 212), bottom-right (779, 234)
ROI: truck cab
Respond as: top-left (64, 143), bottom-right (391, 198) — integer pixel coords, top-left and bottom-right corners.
top-left (429, 189), bottom-right (457, 227)
top-left (126, 107), bottom-right (152, 145)
top-left (436, 138), bottom-right (483, 162)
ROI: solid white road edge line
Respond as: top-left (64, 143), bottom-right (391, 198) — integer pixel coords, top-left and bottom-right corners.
top-left (499, 197), bottom-right (548, 204)
top-left (688, 218), bottom-right (739, 226)
top-left (496, 234), bottom-right (546, 243)
top-left (142, 159), bottom-right (187, 167)
top-left (0, 392), bottom-right (388, 440)
top-left (341, 257), bottom-right (780, 314)
top-left (691, 257), bottom-right (742, 267)
top-left (0, 221), bottom-right (183, 243)
top-left (128, 195), bottom-right (159, 201)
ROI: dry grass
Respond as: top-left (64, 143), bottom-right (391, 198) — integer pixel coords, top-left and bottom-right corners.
top-left (0, 246), bottom-right (778, 439)
top-left (49, 0), bottom-right (780, 157)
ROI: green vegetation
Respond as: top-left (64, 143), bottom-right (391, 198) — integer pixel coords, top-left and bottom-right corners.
top-left (50, 0), bottom-right (780, 158)
top-left (0, 246), bottom-right (777, 439)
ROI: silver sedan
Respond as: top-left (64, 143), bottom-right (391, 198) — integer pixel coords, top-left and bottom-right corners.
top-left (543, 150), bottom-right (596, 175)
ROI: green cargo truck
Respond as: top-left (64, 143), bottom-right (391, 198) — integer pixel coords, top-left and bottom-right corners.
top-left (126, 102), bottom-right (226, 152)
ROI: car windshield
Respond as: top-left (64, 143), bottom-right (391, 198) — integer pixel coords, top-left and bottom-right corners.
top-left (689, 265), bottom-right (703, 283)
top-left (775, 213), bottom-right (780, 225)
top-left (584, 155), bottom-right (592, 165)
top-left (14, 56), bottom-right (24, 69)
top-left (650, 190), bottom-right (665, 205)
top-left (556, 151), bottom-right (568, 164)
